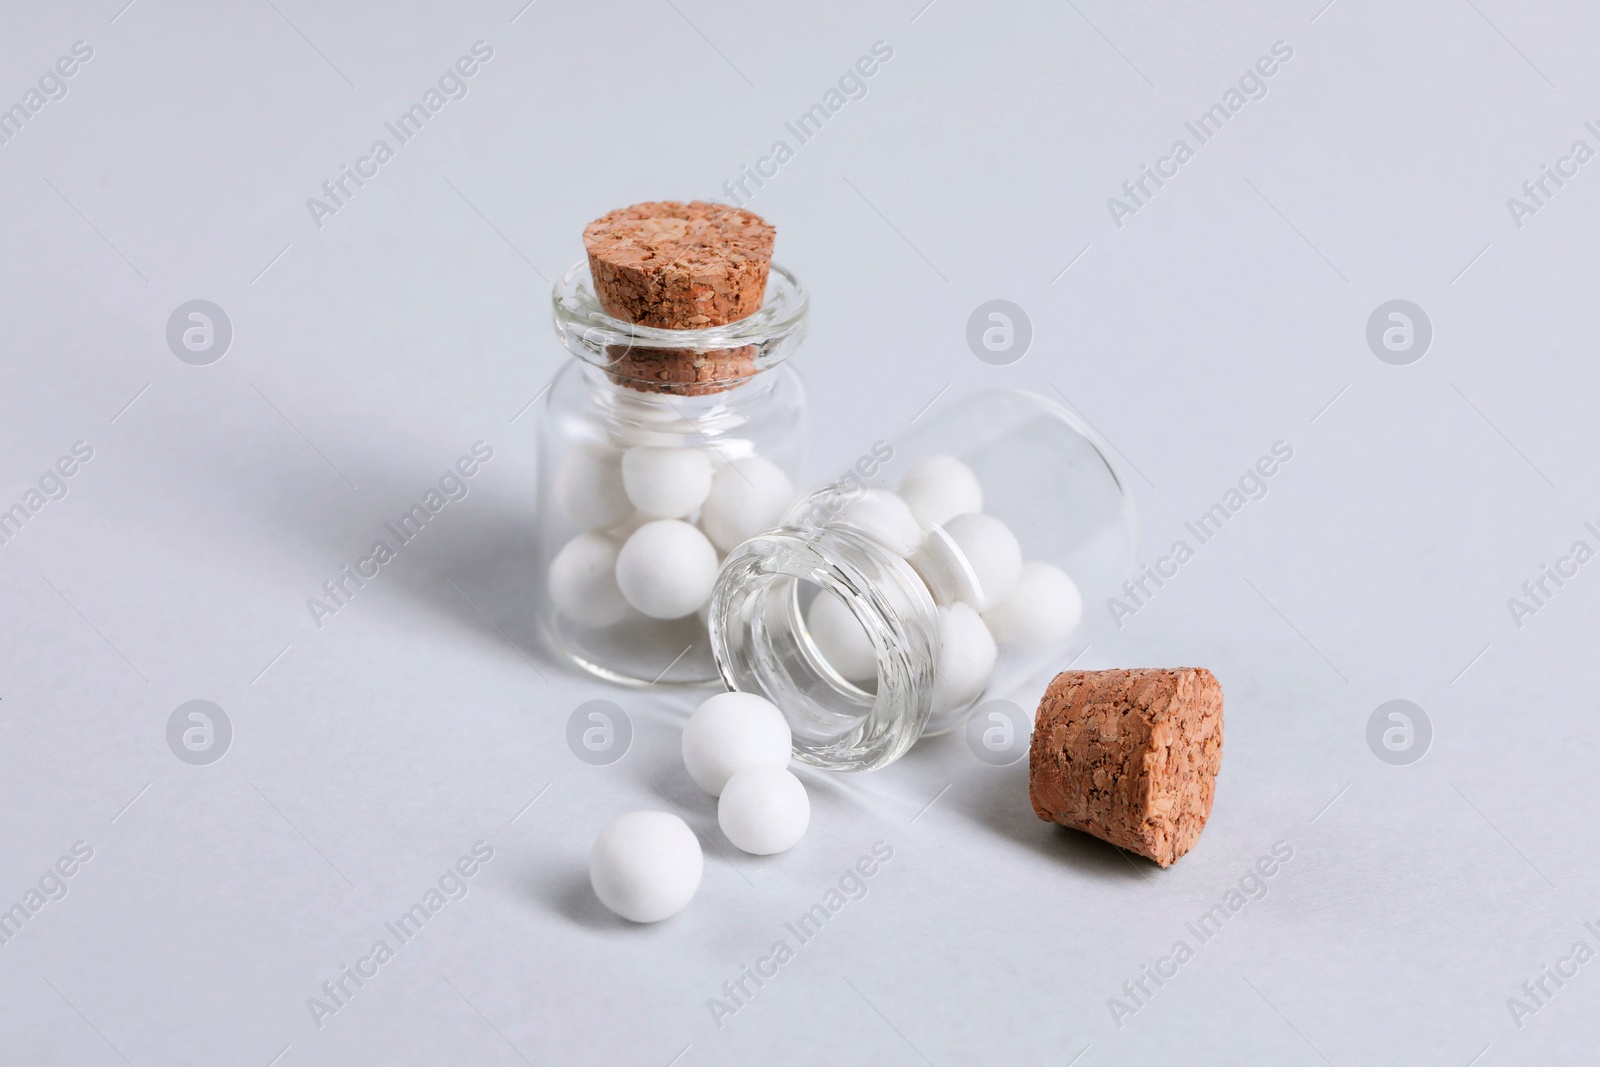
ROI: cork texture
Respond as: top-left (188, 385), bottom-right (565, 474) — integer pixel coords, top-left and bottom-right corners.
top-left (582, 201), bottom-right (775, 396)
top-left (583, 200), bottom-right (774, 329)
top-left (1029, 667), bottom-right (1223, 867)
top-left (597, 342), bottom-right (760, 398)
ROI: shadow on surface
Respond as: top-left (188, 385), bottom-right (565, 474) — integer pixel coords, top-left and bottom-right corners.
top-left (949, 737), bottom-right (1158, 883)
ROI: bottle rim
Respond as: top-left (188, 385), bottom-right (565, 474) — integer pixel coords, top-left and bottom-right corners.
top-left (551, 260), bottom-right (809, 387)
top-left (709, 525), bottom-right (939, 771)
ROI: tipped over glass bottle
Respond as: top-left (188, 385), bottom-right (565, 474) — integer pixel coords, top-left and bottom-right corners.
top-left (708, 389), bottom-right (1138, 770)
top-left (536, 260), bottom-right (808, 687)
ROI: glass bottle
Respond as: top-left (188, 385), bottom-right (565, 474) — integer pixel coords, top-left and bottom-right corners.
top-left (537, 260), bottom-right (808, 687)
top-left (709, 389), bottom-right (1137, 769)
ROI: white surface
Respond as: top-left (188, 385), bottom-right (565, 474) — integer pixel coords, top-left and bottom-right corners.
top-left (1, 1), bottom-right (1597, 1065)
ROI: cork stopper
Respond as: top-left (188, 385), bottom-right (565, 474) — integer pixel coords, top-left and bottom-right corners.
top-left (582, 200), bottom-right (776, 396)
top-left (1028, 667), bottom-right (1223, 867)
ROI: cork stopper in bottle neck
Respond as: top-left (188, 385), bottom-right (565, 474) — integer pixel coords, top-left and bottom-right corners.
top-left (580, 200), bottom-right (776, 396)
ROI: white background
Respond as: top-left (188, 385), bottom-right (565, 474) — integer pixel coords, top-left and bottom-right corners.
top-left (2, 0), bottom-right (1597, 1063)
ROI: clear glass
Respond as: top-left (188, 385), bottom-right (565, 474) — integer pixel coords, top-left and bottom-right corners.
top-left (536, 261), bottom-right (808, 687)
top-left (710, 389), bottom-right (1138, 770)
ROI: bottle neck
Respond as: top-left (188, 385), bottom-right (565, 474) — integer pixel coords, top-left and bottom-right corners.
top-left (572, 357), bottom-right (784, 401)
top-left (708, 525), bottom-right (940, 771)
top-left (569, 360), bottom-right (789, 444)
top-left (552, 259), bottom-right (808, 396)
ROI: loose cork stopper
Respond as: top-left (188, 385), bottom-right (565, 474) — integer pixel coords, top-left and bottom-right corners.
top-left (1029, 667), bottom-right (1223, 867)
top-left (582, 201), bottom-right (776, 396)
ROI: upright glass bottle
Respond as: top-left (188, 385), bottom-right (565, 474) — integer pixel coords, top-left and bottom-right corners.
top-left (537, 260), bottom-right (808, 686)
top-left (709, 389), bottom-right (1138, 769)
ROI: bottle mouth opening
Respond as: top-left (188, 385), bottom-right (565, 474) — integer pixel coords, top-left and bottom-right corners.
top-left (709, 527), bottom-right (938, 771)
top-left (552, 261), bottom-right (808, 395)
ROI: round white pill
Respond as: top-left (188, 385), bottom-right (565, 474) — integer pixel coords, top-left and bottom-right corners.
top-left (806, 591), bottom-right (877, 683)
top-left (699, 455), bottom-right (795, 553)
top-left (606, 510), bottom-right (651, 542)
top-left (548, 531), bottom-right (631, 627)
top-left (682, 691), bottom-right (792, 796)
top-left (831, 488), bottom-right (923, 558)
top-left (983, 561), bottom-right (1082, 647)
top-left (555, 443), bottom-right (632, 531)
top-left (898, 455), bottom-right (983, 530)
top-left (589, 811), bottom-right (703, 923)
top-left (622, 446), bottom-right (713, 519)
top-left (705, 438), bottom-right (756, 468)
top-left (718, 766), bottom-right (810, 855)
top-left (615, 520), bottom-right (720, 619)
top-left (612, 400), bottom-right (696, 448)
top-left (941, 512), bottom-right (1023, 611)
top-left (931, 602), bottom-right (998, 716)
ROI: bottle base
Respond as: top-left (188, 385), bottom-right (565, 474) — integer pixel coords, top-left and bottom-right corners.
top-left (542, 617), bottom-right (724, 689)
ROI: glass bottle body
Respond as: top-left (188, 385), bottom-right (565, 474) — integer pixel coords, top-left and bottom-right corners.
top-left (536, 262), bottom-right (808, 687)
top-left (710, 389), bottom-right (1138, 769)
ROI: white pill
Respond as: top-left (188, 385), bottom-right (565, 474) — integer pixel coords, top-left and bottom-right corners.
top-left (682, 691), bottom-right (792, 796)
top-left (548, 531), bottom-right (631, 627)
top-left (700, 455), bottom-right (795, 553)
top-left (983, 561), bottom-right (1082, 647)
top-left (718, 766), bottom-right (810, 855)
top-left (898, 455), bottom-right (983, 529)
top-left (806, 591), bottom-right (877, 683)
top-left (931, 602), bottom-right (998, 716)
top-left (941, 512), bottom-right (1023, 611)
top-left (555, 443), bottom-right (632, 530)
top-left (706, 438), bottom-right (756, 467)
top-left (606, 511), bottom-right (651, 542)
top-left (589, 811), bottom-right (703, 923)
top-left (612, 401), bottom-right (694, 448)
top-left (615, 520), bottom-right (720, 619)
top-left (831, 488), bottom-right (923, 558)
top-left (622, 446), bottom-right (713, 519)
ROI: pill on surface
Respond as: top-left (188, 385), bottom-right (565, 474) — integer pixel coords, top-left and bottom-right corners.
top-left (931, 602), bottom-right (998, 717)
top-left (622, 446), bottom-right (713, 519)
top-left (898, 455), bottom-right (983, 530)
top-left (806, 590), bottom-right (877, 683)
top-left (699, 455), bottom-right (795, 553)
top-left (548, 531), bottom-right (632, 628)
top-left (615, 520), bottom-right (720, 619)
top-left (940, 512), bottom-right (1023, 611)
top-left (831, 488), bottom-right (923, 558)
top-left (555, 443), bottom-right (633, 531)
top-left (589, 811), bottom-right (704, 923)
top-left (682, 691), bottom-right (792, 796)
top-left (982, 561), bottom-right (1082, 647)
top-left (718, 766), bottom-right (810, 855)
